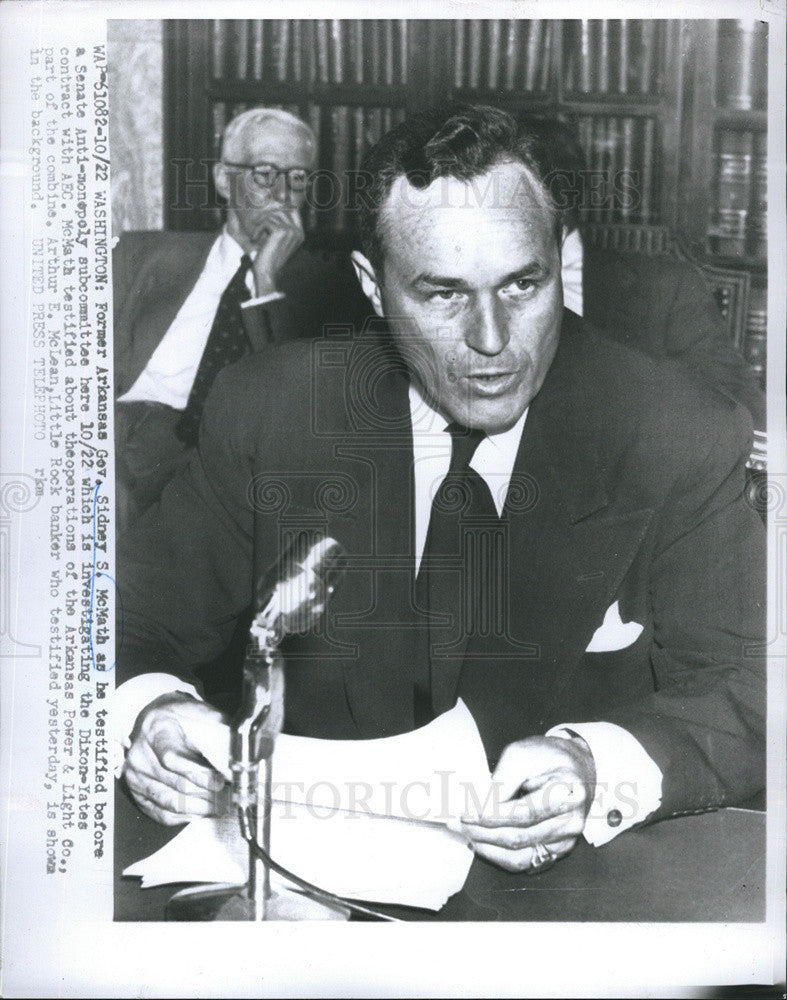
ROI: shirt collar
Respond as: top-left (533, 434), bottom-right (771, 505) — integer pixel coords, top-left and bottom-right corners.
top-left (218, 227), bottom-right (257, 270)
top-left (408, 381), bottom-right (528, 482)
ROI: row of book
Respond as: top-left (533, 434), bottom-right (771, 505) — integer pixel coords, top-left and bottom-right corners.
top-left (709, 129), bottom-right (766, 258)
top-left (575, 115), bottom-right (658, 224)
top-left (452, 20), bottom-right (554, 92)
top-left (210, 19), bottom-right (409, 87)
top-left (209, 100), bottom-right (663, 232)
top-left (715, 20), bottom-right (767, 111)
top-left (743, 284), bottom-right (766, 389)
top-left (209, 18), bottom-right (668, 98)
top-left (563, 20), bottom-right (662, 97)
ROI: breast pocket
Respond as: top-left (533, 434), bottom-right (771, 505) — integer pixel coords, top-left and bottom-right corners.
top-left (580, 620), bottom-right (656, 712)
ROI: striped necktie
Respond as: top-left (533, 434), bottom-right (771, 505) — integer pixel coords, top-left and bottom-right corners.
top-left (176, 253), bottom-right (253, 447)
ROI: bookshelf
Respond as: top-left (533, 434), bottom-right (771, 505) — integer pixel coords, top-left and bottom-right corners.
top-left (679, 19), bottom-right (768, 389)
top-left (162, 18), bottom-right (768, 387)
top-left (163, 19), bottom-right (685, 238)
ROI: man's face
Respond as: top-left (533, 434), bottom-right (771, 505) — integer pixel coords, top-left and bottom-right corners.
top-left (215, 117), bottom-right (315, 249)
top-left (354, 160), bottom-right (563, 434)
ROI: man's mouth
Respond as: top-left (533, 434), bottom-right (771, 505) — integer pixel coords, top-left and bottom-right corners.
top-left (463, 371), bottom-right (519, 396)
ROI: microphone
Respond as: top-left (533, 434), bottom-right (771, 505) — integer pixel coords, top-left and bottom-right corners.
top-left (230, 532), bottom-right (347, 814)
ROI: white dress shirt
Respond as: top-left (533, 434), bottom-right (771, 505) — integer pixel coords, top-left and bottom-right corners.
top-left (118, 229), bottom-right (283, 408)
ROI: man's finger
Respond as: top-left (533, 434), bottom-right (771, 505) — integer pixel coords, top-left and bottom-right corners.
top-left (125, 743), bottom-right (224, 801)
top-left (126, 770), bottom-right (224, 818)
top-left (158, 747), bottom-right (226, 792)
top-left (461, 812), bottom-right (582, 851)
top-left (462, 779), bottom-right (578, 828)
top-left (472, 836), bottom-right (578, 873)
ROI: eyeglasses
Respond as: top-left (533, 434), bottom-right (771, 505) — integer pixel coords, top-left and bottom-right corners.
top-left (223, 161), bottom-right (311, 192)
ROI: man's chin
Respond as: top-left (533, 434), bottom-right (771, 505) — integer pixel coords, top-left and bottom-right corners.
top-left (447, 395), bottom-right (530, 434)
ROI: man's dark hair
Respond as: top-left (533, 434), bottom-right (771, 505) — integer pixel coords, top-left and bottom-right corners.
top-left (515, 111), bottom-right (587, 234)
top-left (357, 103), bottom-right (563, 271)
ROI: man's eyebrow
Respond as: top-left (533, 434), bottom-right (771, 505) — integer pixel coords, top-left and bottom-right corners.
top-left (412, 262), bottom-right (547, 289)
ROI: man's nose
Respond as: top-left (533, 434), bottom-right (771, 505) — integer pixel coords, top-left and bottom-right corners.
top-left (271, 173), bottom-right (294, 205)
top-left (464, 297), bottom-right (510, 355)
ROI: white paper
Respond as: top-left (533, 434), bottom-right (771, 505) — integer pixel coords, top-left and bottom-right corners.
top-left (123, 700), bottom-right (491, 910)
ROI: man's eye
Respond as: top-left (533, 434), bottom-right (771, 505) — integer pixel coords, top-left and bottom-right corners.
top-left (512, 278), bottom-right (535, 292)
top-left (432, 290), bottom-right (457, 300)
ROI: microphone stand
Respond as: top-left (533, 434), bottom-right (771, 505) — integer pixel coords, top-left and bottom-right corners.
top-left (166, 532), bottom-right (351, 922)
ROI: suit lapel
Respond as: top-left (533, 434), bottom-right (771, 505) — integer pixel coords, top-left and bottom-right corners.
top-left (455, 316), bottom-right (654, 736)
top-left (505, 318), bottom-right (654, 710)
top-left (124, 234), bottom-right (216, 390)
top-left (326, 337), bottom-right (427, 737)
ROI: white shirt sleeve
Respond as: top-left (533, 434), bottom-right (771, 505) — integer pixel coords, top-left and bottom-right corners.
top-left (112, 673), bottom-right (202, 778)
top-left (547, 721), bottom-right (663, 846)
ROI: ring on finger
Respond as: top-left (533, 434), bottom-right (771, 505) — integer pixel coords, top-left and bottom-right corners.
top-left (530, 842), bottom-right (556, 870)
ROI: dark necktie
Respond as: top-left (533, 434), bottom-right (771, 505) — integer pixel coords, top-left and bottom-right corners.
top-left (176, 253), bottom-right (253, 447)
top-left (414, 422), bottom-right (502, 724)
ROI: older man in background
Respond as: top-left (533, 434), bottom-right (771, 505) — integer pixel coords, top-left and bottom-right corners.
top-left (114, 107), bottom-right (363, 528)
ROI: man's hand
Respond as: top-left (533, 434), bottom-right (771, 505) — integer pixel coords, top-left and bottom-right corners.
top-left (122, 692), bottom-right (230, 826)
top-left (457, 735), bottom-right (596, 872)
top-left (250, 205), bottom-right (305, 297)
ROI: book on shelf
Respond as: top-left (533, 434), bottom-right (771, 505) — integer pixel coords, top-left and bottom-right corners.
top-left (453, 19), bottom-right (551, 94)
top-left (618, 20), bottom-right (630, 94)
top-left (605, 116), bottom-right (619, 222)
top-left (716, 20), bottom-right (767, 111)
top-left (598, 20), bottom-right (610, 93)
top-left (250, 21), bottom-right (263, 80)
top-left (579, 114), bottom-right (656, 224)
top-left (468, 20), bottom-right (482, 89)
top-left (749, 131), bottom-right (767, 258)
top-left (639, 20), bottom-right (655, 95)
top-left (538, 22), bottom-right (552, 92)
top-left (743, 284), bottom-right (766, 386)
top-left (578, 20), bottom-right (592, 92)
top-left (640, 118), bottom-right (655, 223)
top-left (710, 130), bottom-right (754, 256)
top-left (273, 20), bottom-right (290, 82)
top-left (487, 18), bottom-right (502, 91)
top-left (619, 117), bottom-right (635, 221)
top-left (233, 20), bottom-right (249, 80)
top-left (314, 20), bottom-right (329, 83)
top-left (330, 19), bottom-right (344, 84)
top-left (211, 20), bottom-right (225, 79)
top-left (524, 20), bottom-right (543, 91)
top-left (398, 20), bottom-right (408, 85)
top-left (503, 20), bottom-right (519, 91)
top-left (567, 19), bottom-right (658, 95)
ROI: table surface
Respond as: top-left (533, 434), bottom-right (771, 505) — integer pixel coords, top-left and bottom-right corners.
top-left (114, 787), bottom-right (766, 923)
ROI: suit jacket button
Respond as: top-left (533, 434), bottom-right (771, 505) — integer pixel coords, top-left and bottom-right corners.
top-left (607, 808), bottom-right (623, 827)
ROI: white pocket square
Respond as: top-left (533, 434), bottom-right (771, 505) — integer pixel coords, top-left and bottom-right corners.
top-left (586, 601), bottom-right (644, 653)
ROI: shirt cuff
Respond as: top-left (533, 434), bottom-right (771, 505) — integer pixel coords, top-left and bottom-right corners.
top-left (112, 673), bottom-right (202, 778)
top-left (242, 290), bottom-right (285, 308)
top-left (547, 721), bottom-right (663, 846)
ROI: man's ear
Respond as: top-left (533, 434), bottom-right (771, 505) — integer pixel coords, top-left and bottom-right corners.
top-left (351, 251), bottom-right (384, 317)
top-left (213, 161), bottom-right (230, 202)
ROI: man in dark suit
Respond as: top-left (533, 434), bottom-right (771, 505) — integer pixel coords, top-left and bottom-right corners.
top-left (114, 107), bottom-right (363, 528)
top-left (116, 105), bottom-right (764, 873)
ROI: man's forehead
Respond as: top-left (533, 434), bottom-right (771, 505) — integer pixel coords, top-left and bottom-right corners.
top-left (232, 117), bottom-right (314, 165)
top-left (383, 160), bottom-right (545, 220)
top-left (378, 160), bottom-right (555, 263)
